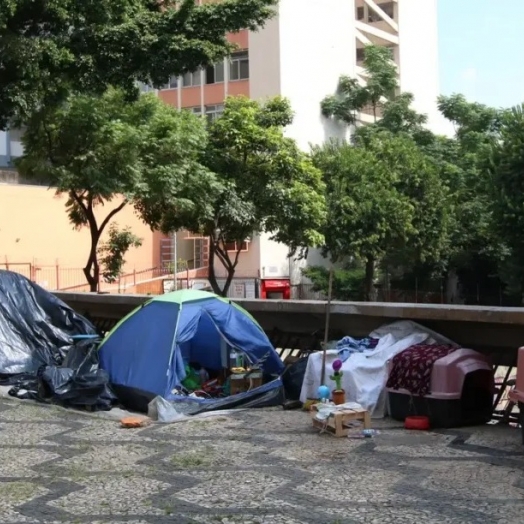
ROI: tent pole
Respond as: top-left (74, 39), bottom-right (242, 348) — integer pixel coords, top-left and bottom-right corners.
top-left (320, 266), bottom-right (334, 386)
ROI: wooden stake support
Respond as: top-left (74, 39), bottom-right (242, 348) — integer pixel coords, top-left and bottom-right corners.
top-left (320, 266), bottom-right (334, 386)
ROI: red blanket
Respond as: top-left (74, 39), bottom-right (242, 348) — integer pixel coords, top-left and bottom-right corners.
top-left (386, 343), bottom-right (457, 396)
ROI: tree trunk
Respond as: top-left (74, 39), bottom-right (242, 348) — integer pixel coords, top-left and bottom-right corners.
top-left (207, 237), bottom-right (242, 297)
top-left (221, 268), bottom-right (235, 297)
top-left (364, 256), bottom-right (375, 302)
top-left (70, 191), bottom-right (127, 293)
top-left (83, 230), bottom-right (100, 292)
top-left (207, 239), bottom-right (223, 295)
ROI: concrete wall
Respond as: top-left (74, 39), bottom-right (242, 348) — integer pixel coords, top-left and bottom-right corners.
top-left (259, 232), bottom-right (292, 279)
top-left (277, 0), bottom-right (356, 148)
top-left (0, 131), bottom-right (10, 167)
top-left (0, 185), bottom-right (158, 271)
top-left (249, 16), bottom-right (281, 101)
top-left (397, 0), bottom-right (448, 134)
top-left (213, 235), bottom-right (261, 279)
top-left (54, 291), bottom-right (524, 366)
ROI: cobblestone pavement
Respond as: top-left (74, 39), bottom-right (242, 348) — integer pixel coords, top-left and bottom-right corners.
top-left (1, 398), bottom-right (524, 524)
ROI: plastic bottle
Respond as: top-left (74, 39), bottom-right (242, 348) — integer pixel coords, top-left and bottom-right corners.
top-left (230, 349), bottom-right (244, 369)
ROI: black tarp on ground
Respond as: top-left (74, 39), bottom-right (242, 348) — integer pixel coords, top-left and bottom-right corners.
top-left (112, 377), bottom-right (285, 415)
top-left (0, 270), bottom-right (115, 410)
top-left (281, 358), bottom-right (308, 401)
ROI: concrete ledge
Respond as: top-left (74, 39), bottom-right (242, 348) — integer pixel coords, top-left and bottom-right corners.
top-left (237, 299), bottom-right (524, 325)
top-left (54, 292), bottom-right (524, 365)
top-left (55, 292), bottom-right (524, 325)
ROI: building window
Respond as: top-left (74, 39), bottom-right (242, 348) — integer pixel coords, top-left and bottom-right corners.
top-left (356, 6), bottom-right (365, 20)
top-left (368, 8), bottom-right (382, 23)
top-left (369, 2), bottom-right (395, 22)
top-left (194, 238), bottom-right (207, 268)
top-left (164, 76), bottom-right (178, 89)
top-left (206, 62), bottom-right (225, 84)
top-left (224, 241), bottom-right (249, 252)
top-left (182, 70), bottom-right (202, 88)
top-left (184, 106), bottom-right (203, 116)
top-left (138, 82), bottom-right (155, 93)
top-left (0, 170), bottom-right (18, 184)
top-left (379, 1), bottom-right (395, 19)
top-left (9, 128), bottom-right (24, 142)
top-left (205, 104), bottom-right (224, 123)
top-left (229, 51), bottom-right (249, 81)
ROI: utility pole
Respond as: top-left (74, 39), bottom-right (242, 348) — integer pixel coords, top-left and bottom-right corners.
top-left (172, 231), bottom-right (178, 291)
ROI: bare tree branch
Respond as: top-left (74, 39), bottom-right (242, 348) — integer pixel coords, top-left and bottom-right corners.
top-left (98, 200), bottom-right (128, 235)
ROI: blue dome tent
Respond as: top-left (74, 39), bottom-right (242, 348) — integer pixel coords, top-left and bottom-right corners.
top-left (99, 289), bottom-right (285, 412)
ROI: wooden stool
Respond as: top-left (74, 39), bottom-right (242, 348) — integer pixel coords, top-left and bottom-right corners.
top-left (311, 406), bottom-right (371, 437)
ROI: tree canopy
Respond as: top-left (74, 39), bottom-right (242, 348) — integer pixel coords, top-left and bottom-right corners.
top-left (490, 104), bottom-right (524, 299)
top-left (12, 31), bottom-right (524, 305)
top-left (136, 95), bottom-right (327, 295)
top-left (0, 0), bottom-right (276, 128)
top-left (17, 88), bottom-right (210, 291)
top-left (321, 45), bottom-right (398, 125)
top-left (312, 133), bottom-right (450, 300)
top-left (315, 46), bottom-right (524, 304)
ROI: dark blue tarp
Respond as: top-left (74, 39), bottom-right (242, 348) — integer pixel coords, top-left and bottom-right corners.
top-left (0, 270), bottom-right (97, 375)
top-left (0, 270), bottom-right (114, 410)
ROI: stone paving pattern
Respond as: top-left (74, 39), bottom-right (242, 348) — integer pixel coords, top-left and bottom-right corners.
top-left (1, 398), bottom-right (524, 523)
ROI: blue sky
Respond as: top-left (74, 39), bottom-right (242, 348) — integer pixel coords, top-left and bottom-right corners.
top-left (438, 0), bottom-right (524, 108)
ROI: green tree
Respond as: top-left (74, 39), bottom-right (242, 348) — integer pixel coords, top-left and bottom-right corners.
top-left (98, 224), bottom-right (143, 284)
top-left (0, 0), bottom-right (277, 128)
top-left (434, 95), bottom-right (505, 298)
top-left (137, 96), bottom-right (326, 296)
top-left (302, 265), bottom-right (366, 301)
top-left (490, 104), bottom-right (524, 300)
top-left (17, 89), bottom-right (210, 291)
top-left (321, 45), bottom-right (398, 125)
top-left (322, 44), bottom-right (436, 148)
top-left (312, 133), bottom-right (450, 301)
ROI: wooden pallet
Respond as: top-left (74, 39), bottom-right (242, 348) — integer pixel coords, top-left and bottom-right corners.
top-left (311, 406), bottom-right (371, 437)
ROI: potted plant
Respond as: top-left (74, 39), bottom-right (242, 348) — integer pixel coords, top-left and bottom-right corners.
top-left (330, 359), bottom-right (345, 405)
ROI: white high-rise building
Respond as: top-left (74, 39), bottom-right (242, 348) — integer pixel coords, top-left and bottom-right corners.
top-left (355, 0), bottom-right (442, 129)
top-left (221, 0), bottom-right (444, 291)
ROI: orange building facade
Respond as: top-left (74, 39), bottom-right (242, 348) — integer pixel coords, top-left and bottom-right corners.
top-left (156, 30), bottom-right (250, 113)
top-left (0, 30), bottom-right (253, 290)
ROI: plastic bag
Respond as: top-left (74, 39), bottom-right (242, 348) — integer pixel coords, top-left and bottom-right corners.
top-left (148, 396), bottom-right (186, 423)
top-left (181, 364), bottom-right (201, 391)
top-left (8, 339), bottom-right (115, 411)
top-left (281, 358), bottom-right (308, 401)
top-left (0, 270), bottom-right (96, 376)
top-left (39, 339), bottom-right (116, 410)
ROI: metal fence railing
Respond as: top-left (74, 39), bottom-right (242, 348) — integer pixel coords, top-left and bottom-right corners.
top-left (0, 261), bottom-right (515, 306)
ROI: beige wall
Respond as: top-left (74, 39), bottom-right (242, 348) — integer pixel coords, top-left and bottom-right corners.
top-left (0, 184), bottom-right (158, 273)
top-left (214, 236), bottom-right (261, 279)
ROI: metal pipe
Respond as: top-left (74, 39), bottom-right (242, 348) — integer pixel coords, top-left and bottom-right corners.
top-left (172, 231), bottom-right (178, 291)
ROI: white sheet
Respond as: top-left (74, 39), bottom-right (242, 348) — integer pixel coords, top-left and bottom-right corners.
top-left (299, 320), bottom-right (456, 417)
